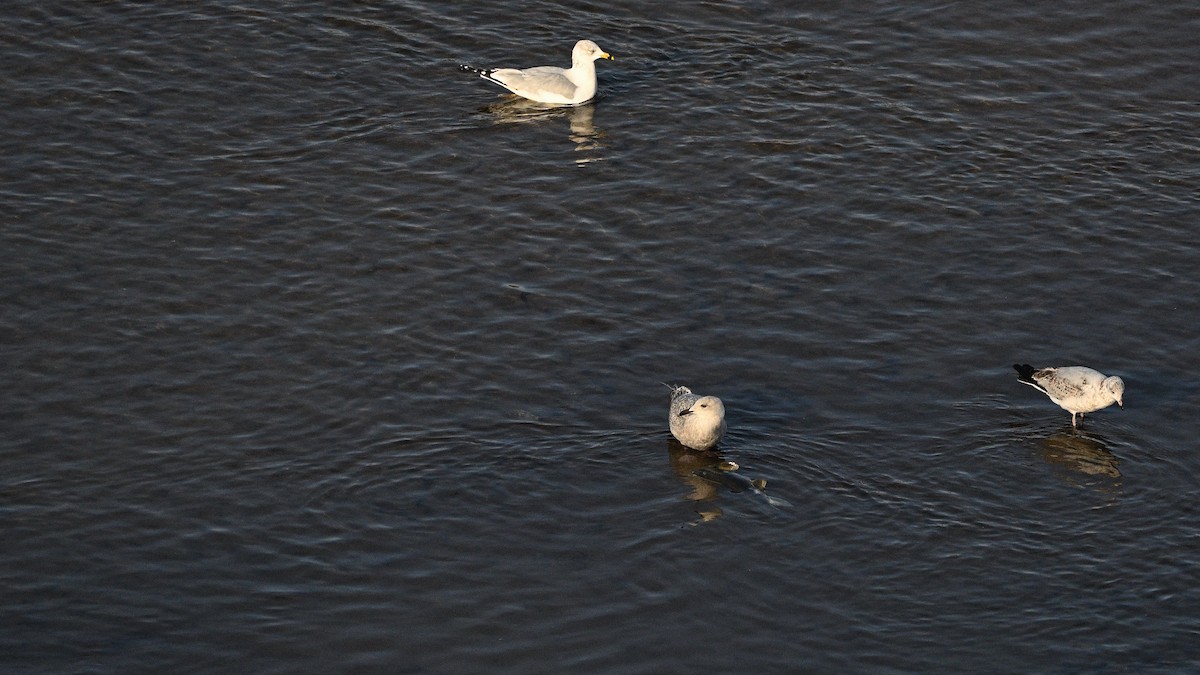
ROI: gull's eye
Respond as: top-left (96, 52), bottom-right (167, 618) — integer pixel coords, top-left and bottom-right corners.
top-left (700, 404), bottom-right (707, 408)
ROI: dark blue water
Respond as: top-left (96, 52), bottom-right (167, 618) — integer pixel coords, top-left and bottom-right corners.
top-left (3, 1), bottom-right (1199, 671)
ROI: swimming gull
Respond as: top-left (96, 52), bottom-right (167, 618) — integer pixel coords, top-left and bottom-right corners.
top-left (458, 39), bottom-right (613, 105)
top-left (1013, 364), bottom-right (1125, 428)
top-left (666, 384), bottom-right (727, 451)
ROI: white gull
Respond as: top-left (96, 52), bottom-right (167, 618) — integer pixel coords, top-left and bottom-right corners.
top-left (1013, 363), bottom-right (1125, 428)
top-left (459, 39), bottom-right (613, 105)
top-left (666, 384), bottom-right (726, 451)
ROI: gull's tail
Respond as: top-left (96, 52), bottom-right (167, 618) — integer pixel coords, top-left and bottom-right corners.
top-left (1013, 364), bottom-right (1046, 393)
top-left (458, 64), bottom-right (493, 77)
top-left (458, 64), bottom-right (508, 91)
top-left (662, 383), bottom-right (691, 400)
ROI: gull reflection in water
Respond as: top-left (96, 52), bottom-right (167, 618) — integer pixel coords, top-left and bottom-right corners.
top-left (667, 440), bottom-right (723, 499)
top-left (666, 440), bottom-right (790, 524)
top-left (481, 98), bottom-right (604, 162)
top-left (1039, 428), bottom-right (1122, 486)
top-left (667, 440), bottom-right (725, 523)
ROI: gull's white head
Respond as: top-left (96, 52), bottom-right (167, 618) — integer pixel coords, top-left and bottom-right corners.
top-left (1103, 376), bottom-right (1125, 408)
top-left (687, 395), bottom-right (725, 424)
top-left (573, 39), bottom-right (613, 65)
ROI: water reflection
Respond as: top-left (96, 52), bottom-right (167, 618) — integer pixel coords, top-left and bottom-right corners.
top-left (666, 441), bottom-right (790, 524)
top-left (481, 98), bottom-right (604, 161)
top-left (1038, 428), bottom-right (1122, 487)
top-left (667, 440), bottom-right (724, 503)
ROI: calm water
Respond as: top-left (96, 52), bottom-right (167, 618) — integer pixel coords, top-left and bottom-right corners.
top-left (3, 0), bottom-right (1199, 672)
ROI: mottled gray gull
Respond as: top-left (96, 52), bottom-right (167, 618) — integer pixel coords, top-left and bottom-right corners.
top-left (1013, 364), bottom-right (1125, 428)
top-left (666, 384), bottom-right (726, 451)
top-left (459, 39), bottom-right (613, 105)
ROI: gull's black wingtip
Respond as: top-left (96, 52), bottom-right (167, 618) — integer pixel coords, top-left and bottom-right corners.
top-left (458, 64), bottom-right (493, 77)
top-left (1013, 363), bottom-right (1037, 382)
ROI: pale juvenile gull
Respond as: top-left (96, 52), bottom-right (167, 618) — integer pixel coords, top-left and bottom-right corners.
top-left (665, 384), bottom-right (726, 451)
top-left (1013, 364), bottom-right (1125, 428)
top-left (458, 39), bottom-right (613, 105)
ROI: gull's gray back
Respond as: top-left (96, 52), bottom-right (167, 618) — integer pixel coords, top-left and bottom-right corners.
top-left (668, 387), bottom-right (699, 436)
top-left (496, 66), bottom-right (577, 100)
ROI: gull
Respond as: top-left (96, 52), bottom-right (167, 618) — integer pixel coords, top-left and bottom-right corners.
top-left (665, 384), bottom-right (726, 451)
top-left (1013, 364), bottom-right (1125, 428)
top-left (458, 39), bottom-right (613, 105)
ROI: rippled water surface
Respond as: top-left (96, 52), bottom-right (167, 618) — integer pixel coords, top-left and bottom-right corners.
top-left (4, 0), bottom-right (1200, 671)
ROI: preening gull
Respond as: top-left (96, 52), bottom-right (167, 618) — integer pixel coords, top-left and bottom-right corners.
top-left (666, 384), bottom-right (726, 451)
top-left (1013, 364), bottom-right (1125, 428)
top-left (458, 40), bottom-right (613, 105)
